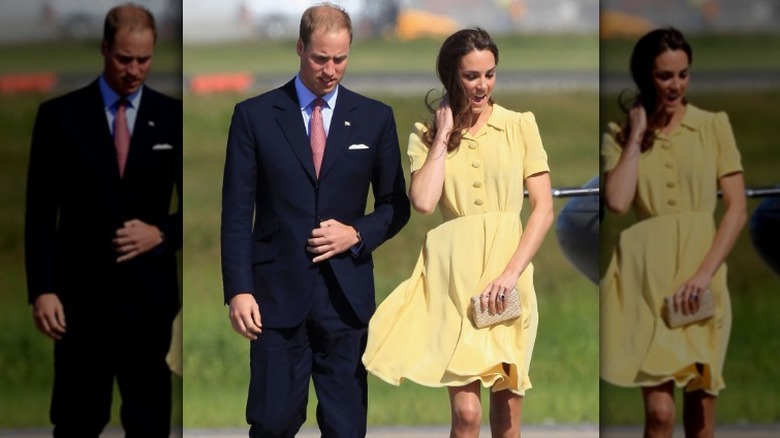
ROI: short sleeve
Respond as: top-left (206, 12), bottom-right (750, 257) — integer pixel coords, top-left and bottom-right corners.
top-left (600, 122), bottom-right (623, 174)
top-left (518, 111), bottom-right (550, 178)
top-left (712, 112), bottom-right (743, 178)
top-left (407, 122), bottom-right (429, 173)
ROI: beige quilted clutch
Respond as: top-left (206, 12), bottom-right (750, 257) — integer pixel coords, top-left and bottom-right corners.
top-left (470, 287), bottom-right (522, 329)
top-left (662, 289), bottom-right (715, 329)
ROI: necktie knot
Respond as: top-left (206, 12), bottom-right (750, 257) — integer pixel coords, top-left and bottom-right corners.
top-left (312, 97), bottom-right (326, 112)
top-left (116, 97), bottom-right (129, 109)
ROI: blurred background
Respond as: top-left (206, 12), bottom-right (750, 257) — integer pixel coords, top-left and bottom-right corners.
top-left (599, 0), bottom-right (780, 433)
top-left (0, 0), bottom-right (183, 431)
top-left (0, 0), bottom-right (777, 434)
top-left (0, 0), bottom-right (181, 42)
top-left (0, 0), bottom-right (182, 93)
top-left (181, 0), bottom-right (597, 43)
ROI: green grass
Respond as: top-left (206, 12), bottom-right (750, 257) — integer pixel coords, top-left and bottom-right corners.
top-left (181, 88), bottom-right (601, 427)
top-left (600, 34), bottom-right (780, 73)
top-left (182, 34), bottom-right (599, 76)
top-left (185, 33), bottom-right (780, 77)
top-left (0, 96), bottom-right (48, 427)
top-left (0, 40), bottom-right (182, 75)
top-left (0, 35), bottom-right (598, 78)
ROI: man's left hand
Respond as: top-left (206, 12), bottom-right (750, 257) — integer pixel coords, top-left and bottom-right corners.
top-left (306, 219), bottom-right (359, 263)
top-left (113, 219), bottom-right (164, 263)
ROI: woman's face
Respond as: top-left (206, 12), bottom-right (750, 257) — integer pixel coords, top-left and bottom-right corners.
top-left (458, 49), bottom-right (496, 117)
top-left (652, 49), bottom-right (689, 116)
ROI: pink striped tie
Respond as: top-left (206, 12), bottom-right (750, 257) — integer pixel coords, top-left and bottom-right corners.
top-left (114, 97), bottom-right (130, 178)
top-left (310, 98), bottom-right (327, 178)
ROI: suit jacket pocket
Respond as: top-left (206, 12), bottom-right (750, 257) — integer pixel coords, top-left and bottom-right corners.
top-left (252, 243), bottom-right (278, 264)
top-left (252, 218), bottom-right (279, 264)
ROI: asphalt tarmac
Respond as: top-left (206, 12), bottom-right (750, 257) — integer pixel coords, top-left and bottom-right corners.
top-left (3, 423), bottom-right (780, 437)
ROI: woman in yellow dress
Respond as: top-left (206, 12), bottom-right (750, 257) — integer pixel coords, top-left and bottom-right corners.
top-left (600, 27), bottom-right (747, 437)
top-left (362, 28), bottom-right (553, 437)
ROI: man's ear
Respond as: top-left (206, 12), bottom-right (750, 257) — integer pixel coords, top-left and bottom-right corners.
top-left (296, 38), bottom-right (304, 57)
top-left (100, 39), bottom-right (109, 58)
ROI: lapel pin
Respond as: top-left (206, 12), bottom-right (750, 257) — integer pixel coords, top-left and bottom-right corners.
top-left (344, 121), bottom-right (351, 127)
top-left (148, 120), bottom-right (155, 127)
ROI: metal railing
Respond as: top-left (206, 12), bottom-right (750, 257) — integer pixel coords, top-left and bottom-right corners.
top-left (522, 186), bottom-right (780, 198)
top-left (524, 187), bottom-right (600, 198)
top-left (743, 187), bottom-right (780, 198)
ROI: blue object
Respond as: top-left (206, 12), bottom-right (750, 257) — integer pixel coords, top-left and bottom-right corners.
top-left (749, 193), bottom-right (780, 276)
top-left (555, 176), bottom-right (600, 285)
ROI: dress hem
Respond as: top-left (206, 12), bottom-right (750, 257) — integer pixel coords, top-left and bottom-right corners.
top-left (601, 373), bottom-right (724, 397)
top-left (366, 366), bottom-right (531, 396)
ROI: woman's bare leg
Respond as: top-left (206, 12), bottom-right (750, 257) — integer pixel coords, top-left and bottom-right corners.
top-left (642, 382), bottom-right (676, 438)
top-left (489, 389), bottom-right (522, 437)
top-left (683, 389), bottom-right (716, 438)
top-left (448, 382), bottom-right (483, 438)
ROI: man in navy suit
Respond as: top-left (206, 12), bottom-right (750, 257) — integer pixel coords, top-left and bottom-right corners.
top-left (25, 4), bottom-right (181, 437)
top-left (221, 3), bottom-right (410, 437)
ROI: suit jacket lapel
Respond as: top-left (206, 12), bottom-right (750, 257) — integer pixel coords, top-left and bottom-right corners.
top-left (81, 81), bottom-right (119, 181)
top-left (276, 81), bottom-right (318, 183)
top-left (124, 85), bottom-right (155, 181)
top-left (319, 86), bottom-right (357, 180)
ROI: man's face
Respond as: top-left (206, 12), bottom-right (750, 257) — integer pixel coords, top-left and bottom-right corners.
top-left (101, 28), bottom-right (155, 96)
top-left (296, 28), bottom-right (350, 96)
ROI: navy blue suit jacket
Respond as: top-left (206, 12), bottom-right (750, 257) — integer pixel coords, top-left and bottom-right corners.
top-left (221, 79), bottom-right (410, 327)
top-left (25, 80), bottom-right (182, 322)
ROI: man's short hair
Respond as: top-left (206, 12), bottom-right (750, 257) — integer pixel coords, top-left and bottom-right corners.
top-left (103, 2), bottom-right (157, 48)
top-left (299, 2), bottom-right (352, 49)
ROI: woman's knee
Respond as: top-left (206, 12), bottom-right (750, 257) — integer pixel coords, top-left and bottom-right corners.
top-left (645, 397), bottom-right (676, 428)
top-left (451, 399), bottom-right (482, 429)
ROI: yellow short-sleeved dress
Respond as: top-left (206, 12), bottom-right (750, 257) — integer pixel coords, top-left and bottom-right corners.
top-left (362, 104), bottom-right (549, 395)
top-left (600, 105), bottom-right (743, 395)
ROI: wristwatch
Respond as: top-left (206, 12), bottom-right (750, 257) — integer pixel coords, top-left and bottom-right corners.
top-left (355, 229), bottom-right (363, 244)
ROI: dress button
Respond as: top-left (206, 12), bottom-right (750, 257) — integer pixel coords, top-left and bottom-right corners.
top-left (472, 161), bottom-right (481, 168)
top-left (468, 143), bottom-right (477, 150)
top-left (665, 162), bottom-right (674, 169)
top-left (668, 199), bottom-right (677, 206)
top-left (473, 181), bottom-right (483, 188)
top-left (474, 199), bottom-right (484, 206)
top-left (661, 143), bottom-right (670, 150)
top-left (666, 181), bottom-right (676, 188)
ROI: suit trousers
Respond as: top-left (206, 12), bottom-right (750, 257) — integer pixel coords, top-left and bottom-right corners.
top-left (247, 263), bottom-right (369, 438)
top-left (51, 310), bottom-right (173, 438)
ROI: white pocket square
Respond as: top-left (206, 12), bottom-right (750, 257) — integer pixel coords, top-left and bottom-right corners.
top-left (152, 143), bottom-right (174, 151)
top-left (348, 144), bottom-right (369, 150)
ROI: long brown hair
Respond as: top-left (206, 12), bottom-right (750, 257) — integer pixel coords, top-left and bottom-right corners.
top-left (616, 27), bottom-right (692, 152)
top-left (422, 28), bottom-right (498, 151)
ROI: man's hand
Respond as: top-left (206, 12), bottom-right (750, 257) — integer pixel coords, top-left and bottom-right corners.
top-left (229, 293), bottom-right (262, 340)
top-left (113, 219), bottom-right (164, 263)
top-left (306, 219), bottom-right (360, 263)
top-left (33, 293), bottom-right (66, 340)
